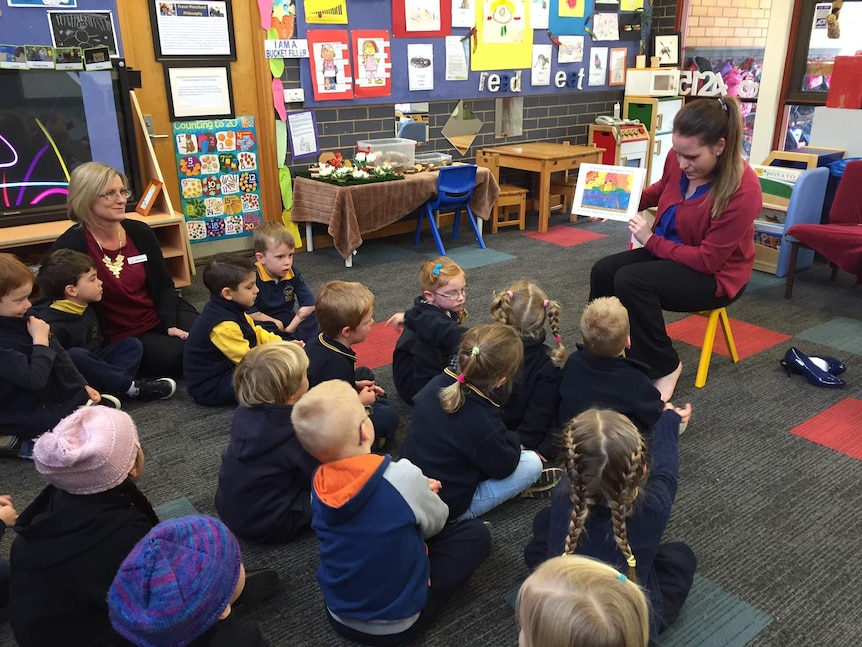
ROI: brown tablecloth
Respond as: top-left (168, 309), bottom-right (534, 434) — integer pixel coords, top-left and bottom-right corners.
top-left (290, 166), bottom-right (500, 259)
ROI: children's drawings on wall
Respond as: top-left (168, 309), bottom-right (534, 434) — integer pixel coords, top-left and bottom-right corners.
top-left (352, 30), bottom-right (391, 98)
top-left (271, 0), bottom-right (296, 38)
top-left (405, 0), bottom-right (441, 32)
top-left (482, 0), bottom-right (527, 44)
top-left (557, 35), bottom-right (583, 63)
top-left (407, 43), bottom-right (434, 90)
top-left (530, 0), bottom-right (549, 29)
top-left (592, 13), bottom-right (620, 41)
top-left (303, 0), bottom-right (347, 24)
top-left (307, 30), bottom-right (353, 100)
top-left (557, 0), bottom-right (585, 19)
top-left (531, 43), bottom-right (551, 85)
top-left (451, 0), bottom-right (474, 28)
top-left (588, 46), bottom-right (607, 86)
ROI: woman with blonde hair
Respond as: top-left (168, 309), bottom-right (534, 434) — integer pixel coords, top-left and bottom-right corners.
top-left (50, 162), bottom-right (198, 377)
top-left (517, 554), bottom-right (649, 647)
top-left (589, 96), bottom-right (761, 402)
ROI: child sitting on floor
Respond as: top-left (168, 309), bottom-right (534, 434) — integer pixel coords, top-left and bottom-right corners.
top-left (389, 257), bottom-right (469, 404)
top-left (0, 253), bottom-right (102, 459)
top-left (34, 249), bottom-right (176, 401)
top-left (559, 297), bottom-right (690, 438)
top-left (304, 280), bottom-right (398, 447)
top-left (184, 254), bottom-right (283, 406)
top-left (490, 280), bottom-right (566, 464)
top-left (523, 408), bottom-right (697, 643)
top-left (292, 380), bottom-right (490, 646)
top-left (9, 406), bottom-right (159, 646)
top-left (516, 554), bottom-right (650, 647)
top-left (399, 324), bottom-right (544, 521)
top-left (248, 222), bottom-right (318, 342)
top-left (109, 515), bottom-right (273, 646)
top-left (215, 342), bottom-right (318, 544)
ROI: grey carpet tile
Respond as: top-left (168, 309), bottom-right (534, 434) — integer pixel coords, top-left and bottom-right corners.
top-left (3, 216), bottom-right (862, 646)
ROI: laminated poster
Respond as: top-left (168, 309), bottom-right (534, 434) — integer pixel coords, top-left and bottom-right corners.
top-left (306, 30), bottom-right (353, 101)
top-left (588, 46), bottom-right (608, 86)
top-left (173, 116), bottom-right (263, 243)
top-left (303, 0), bottom-right (348, 24)
top-left (352, 30), bottom-right (391, 98)
top-left (472, 0), bottom-right (532, 70)
top-left (407, 43), bottom-right (434, 91)
top-left (531, 43), bottom-right (551, 86)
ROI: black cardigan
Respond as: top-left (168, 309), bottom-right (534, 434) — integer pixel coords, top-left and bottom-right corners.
top-left (50, 219), bottom-right (180, 333)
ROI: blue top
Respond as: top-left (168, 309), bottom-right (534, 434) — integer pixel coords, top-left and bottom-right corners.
top-left (653, 176), bottom-right (712, 243)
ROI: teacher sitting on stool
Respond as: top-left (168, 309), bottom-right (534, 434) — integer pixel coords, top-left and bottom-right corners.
top-left (51, 162), bottom-right (198, 378)
top-left (589, 96), bottom-right (761, 402)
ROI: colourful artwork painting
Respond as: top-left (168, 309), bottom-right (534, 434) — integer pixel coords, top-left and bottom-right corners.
top-left (572, 163), bottom-right (646, 222)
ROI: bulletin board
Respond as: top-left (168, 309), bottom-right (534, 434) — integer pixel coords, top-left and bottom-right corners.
top-left (0, 0), bottom-right (123, 54)
top-left (295, 0), bottom-right (644, 107)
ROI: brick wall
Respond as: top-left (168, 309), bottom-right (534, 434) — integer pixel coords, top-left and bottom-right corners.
top-left (685, 0), bottom-right (772, 48)
top-left (652, 0), bottom-right (679, 36)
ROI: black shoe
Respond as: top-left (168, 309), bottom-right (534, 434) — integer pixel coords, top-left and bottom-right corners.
top-left (780, 347), bottom-right (846, 388)
top-left (234, 568), bottom-right (279, 608)
top-left (133, 378), bottom-right (177, 401)
top-left (0, 435), bottom-right (21, 458)
top-left (780, 352), bottom-right (846, 377)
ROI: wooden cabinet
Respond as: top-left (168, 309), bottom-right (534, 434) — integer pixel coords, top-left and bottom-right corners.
top-left (624, 96), bottom-right (683, 186)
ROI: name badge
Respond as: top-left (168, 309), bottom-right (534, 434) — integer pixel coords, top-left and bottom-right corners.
top-left (128, 254), bottom-right (148, 265)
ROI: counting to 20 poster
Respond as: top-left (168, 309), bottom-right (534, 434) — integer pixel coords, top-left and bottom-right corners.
top-left (172, 115), bottom-right (263, 243)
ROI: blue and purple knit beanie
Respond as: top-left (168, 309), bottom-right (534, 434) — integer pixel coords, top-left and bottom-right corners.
top-left (108, 515), bottom-right (242, 647)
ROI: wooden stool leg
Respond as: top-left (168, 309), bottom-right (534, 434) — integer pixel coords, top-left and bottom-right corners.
top-left (695, 309), bottom-right (721, 388)
top-left (718, 307), bottom-right (739, 363)
top-left (491, 206), bottom-right (500, 234)
top-left (518, 194), bottom-right (526, 230)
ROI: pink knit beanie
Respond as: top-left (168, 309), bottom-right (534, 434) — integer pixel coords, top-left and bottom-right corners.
top-left (33, 406), bottom-right (140, 495)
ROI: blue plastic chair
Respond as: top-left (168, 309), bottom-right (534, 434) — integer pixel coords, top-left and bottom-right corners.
top-left (398, 119), bottom-right (427, 142)
top-left (777, 166), bottom-right (829, 278)
top-left (415, 165), bottom-right (487, 256)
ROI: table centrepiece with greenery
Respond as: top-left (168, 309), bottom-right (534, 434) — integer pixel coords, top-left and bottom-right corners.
top-left (302, 151), bottom-right (403, 185)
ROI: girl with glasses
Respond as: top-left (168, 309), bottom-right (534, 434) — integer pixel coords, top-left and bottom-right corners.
top-left (388, 257), bottom-right (469, 405)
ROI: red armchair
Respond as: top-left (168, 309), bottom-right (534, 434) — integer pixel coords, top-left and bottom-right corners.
top-left (784, 159), bottom-right (862, 298)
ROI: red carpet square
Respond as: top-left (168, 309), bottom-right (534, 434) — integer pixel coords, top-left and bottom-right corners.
top-left (666, 315), bottom-right (790, 360)
top-left (790, 398), bottom-right (862, 460)
top-left (524, 225), bottom-right (607, 247)
top-left (353, 321), bottom-right (401, 370)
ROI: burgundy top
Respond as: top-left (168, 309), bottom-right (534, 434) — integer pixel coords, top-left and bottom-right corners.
top-left (640, 153), bottom-right (763, 299)
top-left (85, 230), bottom-right (160, 342)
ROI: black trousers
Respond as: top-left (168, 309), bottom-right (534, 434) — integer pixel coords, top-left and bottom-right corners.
top-left (136, 297), bottom-right (199, 378)
top-left (654, 542), bottom-right (697, 631)
top-left (327, 519), bottom-right (492, 646)
top-left (590, 248), bottom-right (743, 378)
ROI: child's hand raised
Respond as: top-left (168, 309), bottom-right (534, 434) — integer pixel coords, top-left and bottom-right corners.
top-left (27, 315), bottom-right (50, 346)
top-left (428, 479), bottom-right (442, 494)
top-left (385, 312), bottom-right (405, 329)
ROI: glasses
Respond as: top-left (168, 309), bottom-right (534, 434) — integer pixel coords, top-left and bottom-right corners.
top-left (98, 189), bottom-right (132, 201)
top-left (359, 405), bottom-right (372, 445)
top-left (434, 286), bottom-right (468, 300)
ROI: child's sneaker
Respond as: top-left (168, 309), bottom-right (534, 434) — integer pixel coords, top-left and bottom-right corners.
top-left (0, 434), bottom-right (21, 458)
top-left (522, 467), bottom-right (564, 499)
top-left (132, 378), bottom-right (177, 401)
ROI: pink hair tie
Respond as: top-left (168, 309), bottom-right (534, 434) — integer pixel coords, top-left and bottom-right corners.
top-left (543, 299), bottom-right (549, 308)
top-left (456, 373), bottom-right (466, 383)
top-left (554, 335), bottom-right (561, 343)
top-left (506, 290), bottom-right (513, 298)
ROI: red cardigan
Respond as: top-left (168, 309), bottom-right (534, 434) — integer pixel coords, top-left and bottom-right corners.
top-left (639, 153), bottom-right (762, 299)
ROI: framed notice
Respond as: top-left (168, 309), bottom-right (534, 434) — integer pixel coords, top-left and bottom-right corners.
top-left (149, 1), bottom-right (236, 60)
top-left (164, 62), bottom-right (234, 121)
top-left (135, 179), bottom-right (164, 216)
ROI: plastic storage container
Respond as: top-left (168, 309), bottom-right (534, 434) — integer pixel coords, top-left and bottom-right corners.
top-left (356, 137), bottom-right (416, 169)
top-left (414, 152), bottom-right (452, 168)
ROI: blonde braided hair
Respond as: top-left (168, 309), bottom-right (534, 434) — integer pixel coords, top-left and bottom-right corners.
top-left (490, 280), bottom-right (566, 367)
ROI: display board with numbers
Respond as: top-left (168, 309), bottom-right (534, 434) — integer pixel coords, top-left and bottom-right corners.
top-left (172, 115), bottom-right (263, 243)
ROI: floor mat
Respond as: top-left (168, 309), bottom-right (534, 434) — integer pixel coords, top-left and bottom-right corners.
top-left (429, 246), bottom-right (516, 270)
top-left (324, 242), bottom-right (422, 266)
top-left (796, 317), bottom-right (862, 357)
top-left (524, 224), bottom-right (608, 247)
top-left (667, 314), bottom-right (791, 360)
top-left (353, 321), bottom-right (401, 371)
top-left (790, 397), bottom-right (862, 460)
top-left (154, 496), bottom-right (198, 521)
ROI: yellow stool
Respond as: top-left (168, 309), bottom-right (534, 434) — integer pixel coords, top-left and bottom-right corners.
top-left (491, 184), bottom-right (527, 233)
top-left (695, 307), bottom-right (739, 388)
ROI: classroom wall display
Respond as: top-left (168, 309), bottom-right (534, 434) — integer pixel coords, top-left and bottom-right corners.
top-left (48, 10), bottom-right (118, 57)
top-left (295, 0), bottom-right (641, 107)
top-left (0, 1), bottom-right (122, 55)
top-left (352, 29), bottom-right (390, 98)
top-left (172, 115), bottom-right (263, 243)
top-left (148, 1), bottom-right (236, 60)
top-left (9, 0), bottom-right (78, 6)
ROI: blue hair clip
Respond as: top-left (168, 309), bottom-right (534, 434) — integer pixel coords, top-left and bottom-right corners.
top-left (618, 573), bottom-right (627, 583)
top-left (432, 262), bottom-right (443, 276)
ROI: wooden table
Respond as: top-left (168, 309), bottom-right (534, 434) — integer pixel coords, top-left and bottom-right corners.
top-left (290, 166), bottom-right (499, 266)
top-left (479, 143), bottom-right (604, 232)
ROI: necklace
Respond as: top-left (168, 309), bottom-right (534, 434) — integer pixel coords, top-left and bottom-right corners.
top-left (93, 228), bottom-right (125, 279)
